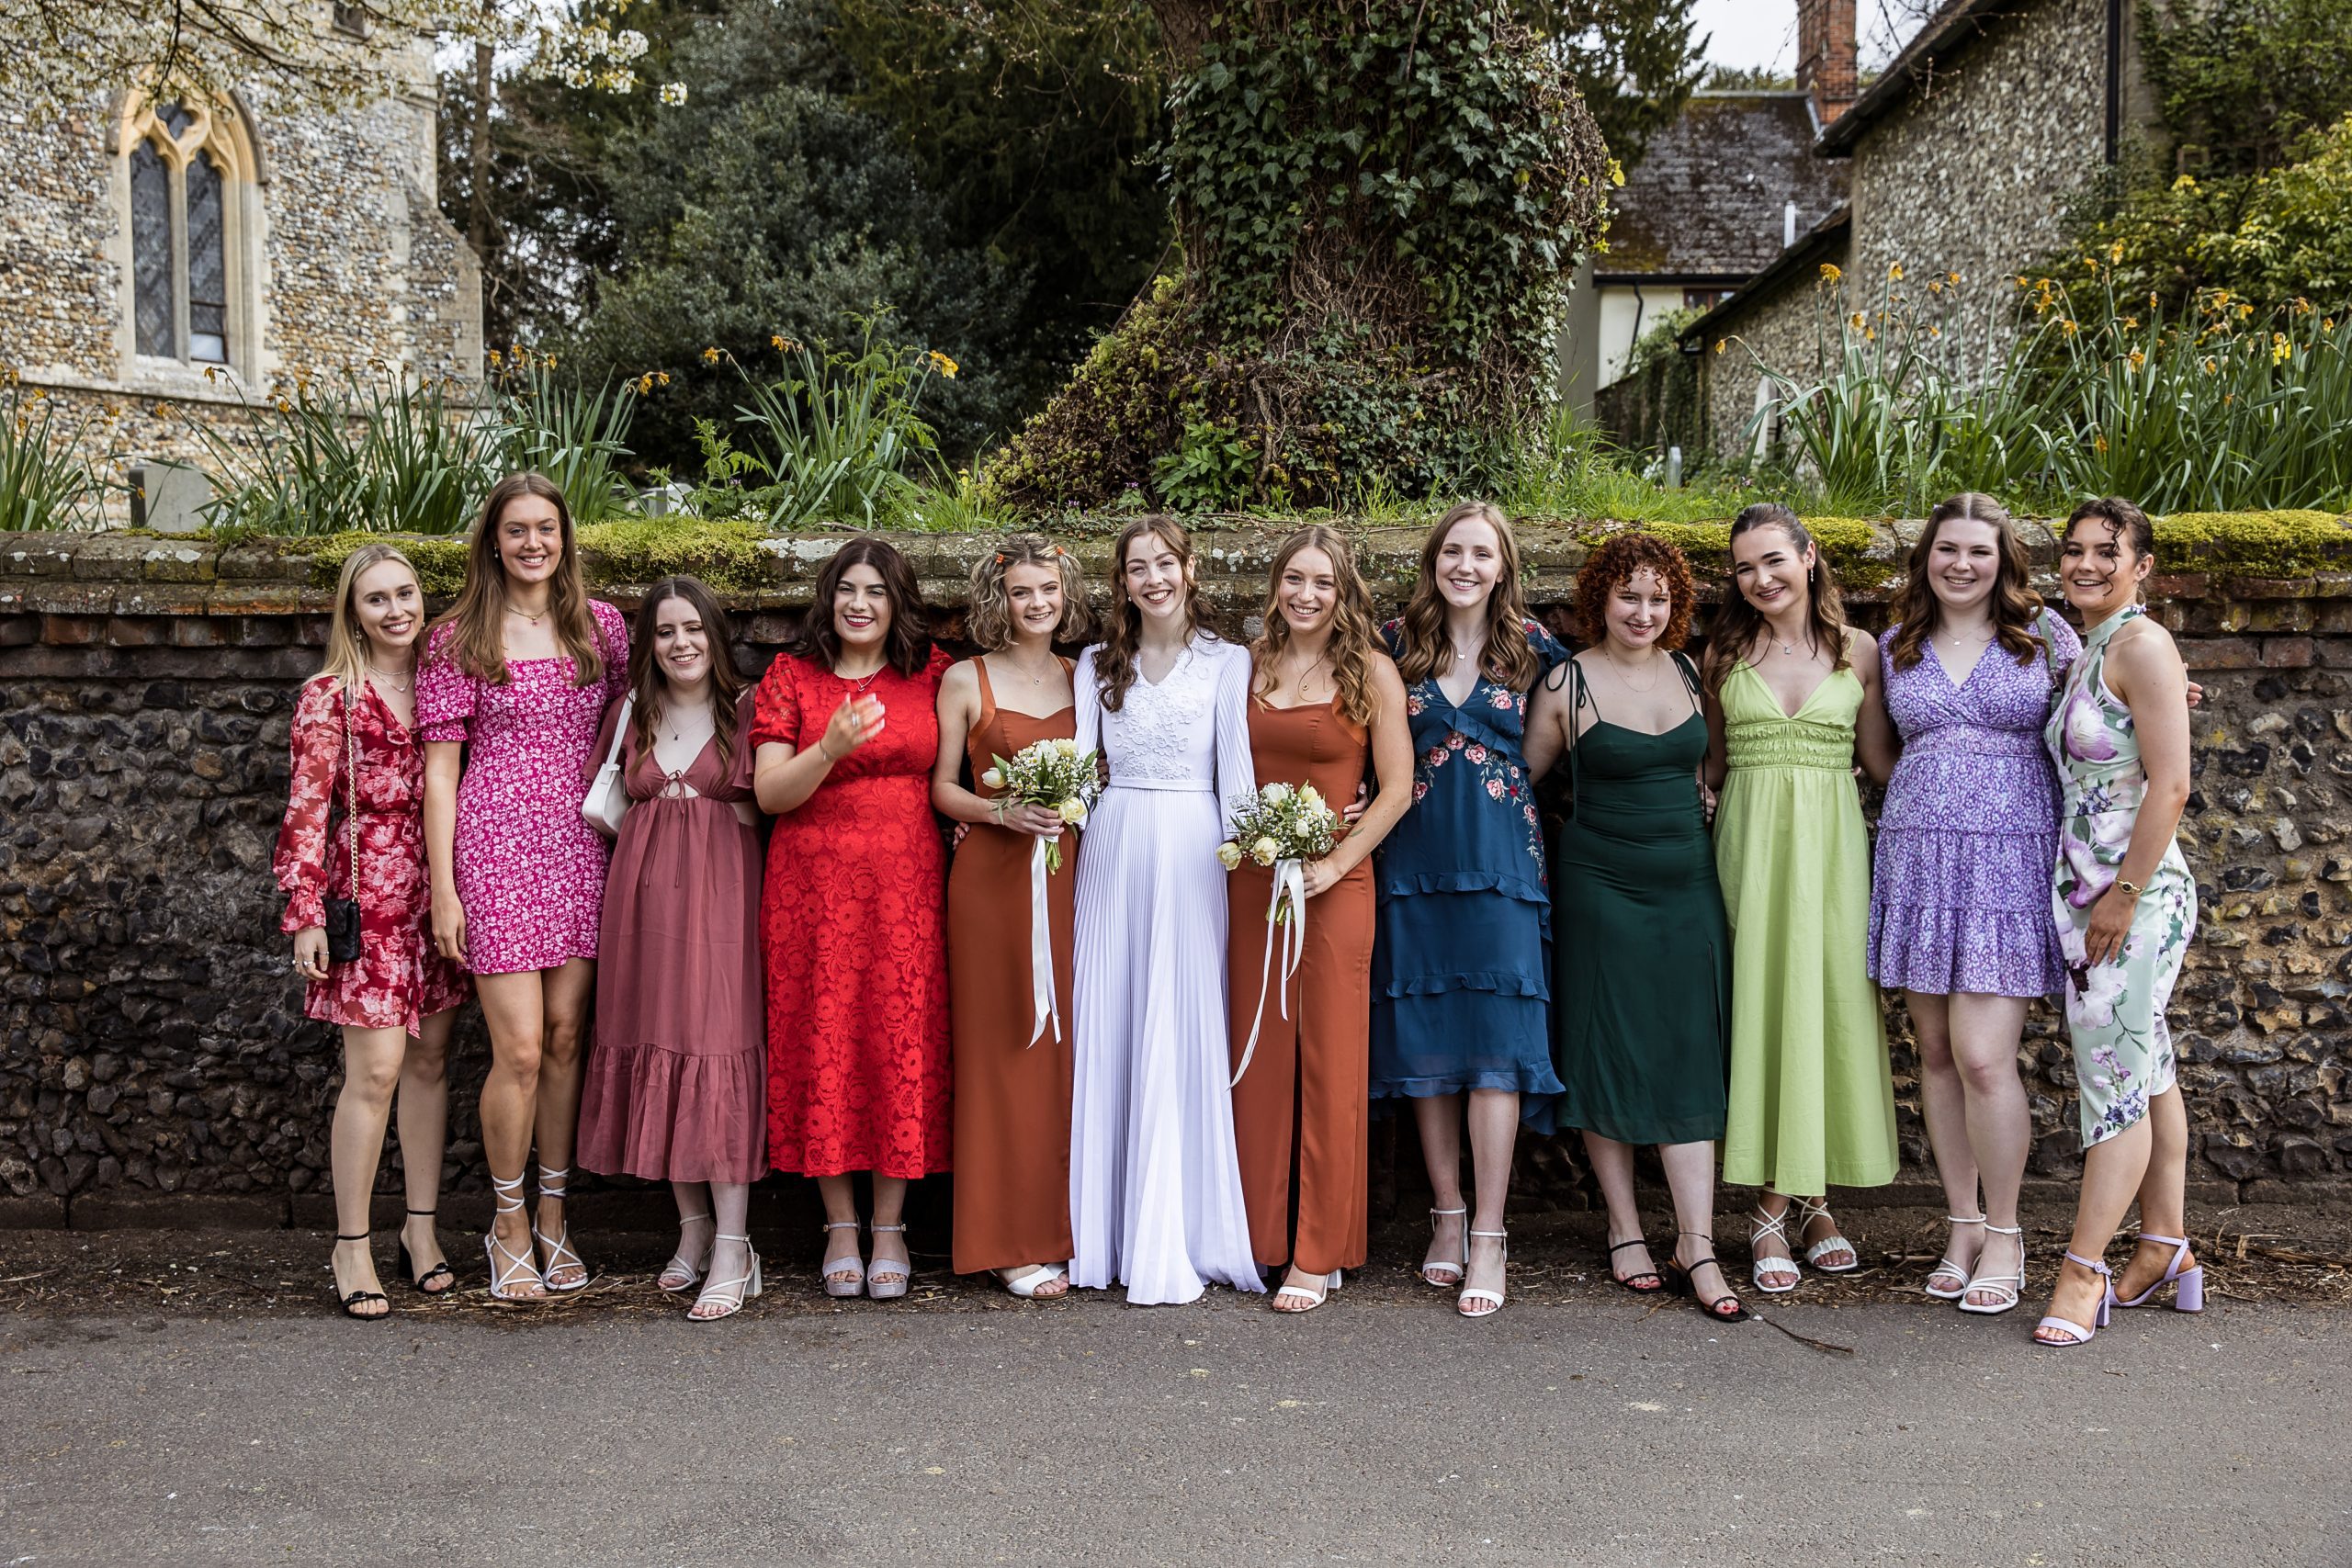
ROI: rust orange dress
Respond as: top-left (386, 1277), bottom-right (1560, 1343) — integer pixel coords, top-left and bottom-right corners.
top-left (947, 658), bottom-right (1079, 1275)
top-left (1226, 697), bottom-right (1374, 1277)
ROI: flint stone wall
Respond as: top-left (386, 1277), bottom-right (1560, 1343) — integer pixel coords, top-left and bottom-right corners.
top-left (0, 523), bottom-right (2345, 1225)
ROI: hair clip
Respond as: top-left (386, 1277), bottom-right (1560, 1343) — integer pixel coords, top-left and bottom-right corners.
top-left (994, 553), bottom-right (1006, 563)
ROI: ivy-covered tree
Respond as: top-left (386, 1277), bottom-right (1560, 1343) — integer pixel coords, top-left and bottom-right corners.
top-left (989, 0), bottom-right (1612, 511)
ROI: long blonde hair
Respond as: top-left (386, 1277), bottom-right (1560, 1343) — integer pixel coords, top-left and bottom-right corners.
top-left (1094, 514), bottom-right (1216, 713)
top-left (1251, 525), bottom-right (1382, 728)
top-left (967, 533), bottom-right (1090, 651)
top-left (318, 543), bottom-right (420, 695)
top-left (1394, 502), bottom-right (1541, 692)
top-left (430, 472), bottom-right (604, 686)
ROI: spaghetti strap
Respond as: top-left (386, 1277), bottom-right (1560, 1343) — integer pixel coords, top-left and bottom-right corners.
top-left (973, 654), bottom-right (1001, 722)
top-left (1671, 651), bottom-right (1703, 715)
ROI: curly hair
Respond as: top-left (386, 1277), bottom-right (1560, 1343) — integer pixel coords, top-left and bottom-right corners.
top-left (1572, 533), bottom-right (1696, 650)
top-left (1700, 503), bottom-right (1853, 694)
top-left (1250, 525), bottom-right (1383, 728)
top-left (1393, 502), bottom-right (1542, 692)
top-left (966, 534), bottom-right (1090, 652)
top-left (1094, 514), bottom-right (1218, 713)
top-left (796, 536), bottom-right (932, 677)
top-left (1888, 493), bottom-right (2048, 672)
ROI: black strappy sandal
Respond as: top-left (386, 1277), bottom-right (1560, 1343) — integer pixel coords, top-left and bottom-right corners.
top-left (1664, 1233), bottom-right (1750, 1323)
top-left (332, 1232), bottom-right (391, 1320)
top-left (1606, 1237), bottom-right (1665, 1293)
top-left (396, 1208), bottom-right (456, 1295)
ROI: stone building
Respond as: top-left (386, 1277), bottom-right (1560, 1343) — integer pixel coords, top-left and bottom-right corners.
top-left (1679, 0), bottom-right (2162, 458)
top-left (0, 20), bottom-right (483, 520)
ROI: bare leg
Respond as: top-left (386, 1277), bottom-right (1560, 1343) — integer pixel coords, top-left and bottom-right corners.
top-left (475, 971), bottom-right (548, 1294)
top-left (689, 1181), bottom-right (755, 1320)
top-left (1413, 1093), bottom-right (1467, 1282)
top-left (328, 1024), bottom-right (406, 1316)
top-left (1949, 993), bottom-right (2032, 1307)
top-left (1661, 1140), bottom-right (1738, 1310)
top-left (2115, 1087), bottom-right (2195, 1301)
top-left (1908, 990), bottom-right (1984, 1288)
top-left (868, 1175), bottom-right (911, 1288)
top-left (817, 1174), bottom-right (863, 1285)
top-left (662, 1180), bottom-right (715, 1291)
top-left (1581, 1132), bottom-right (1656, 1284)
top-left (395, 1010), bottom-right (454, 1289)
top-left (2035, 1114), bottom-right (2154, 1342)
top-left (1460, 1089), bottom-right (1519, 1314)
top-left (531, 957), bottom-right (597, 1288)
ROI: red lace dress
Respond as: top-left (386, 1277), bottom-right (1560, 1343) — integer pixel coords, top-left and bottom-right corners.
top-left (752, 649), bottom-right (954, 1179)
top-left (274, 675), bottom-right (471, 1034)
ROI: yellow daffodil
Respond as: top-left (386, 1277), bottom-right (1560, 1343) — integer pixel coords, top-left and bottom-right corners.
top-left (928, 349), bottom-right (959, 379)
top-left (1819, 262), bottom-right (1842, 284)
top-left (1887, 262), bottom-right (1904, 281)
top-left (702, 346), bottom-right (720, 365)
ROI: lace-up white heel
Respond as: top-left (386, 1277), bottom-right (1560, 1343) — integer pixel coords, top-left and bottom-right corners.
top-left (483, 1172), bottom-right (546, 1303)
top-left (532, 1164), bottom-right (590, 1292)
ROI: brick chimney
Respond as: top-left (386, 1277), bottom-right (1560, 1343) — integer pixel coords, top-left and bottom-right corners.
top-left (1797, 0), bottom-right (1860, 124)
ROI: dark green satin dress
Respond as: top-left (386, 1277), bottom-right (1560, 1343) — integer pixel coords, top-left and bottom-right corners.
top-left (1549, 654), bottom-right (1732, 1145)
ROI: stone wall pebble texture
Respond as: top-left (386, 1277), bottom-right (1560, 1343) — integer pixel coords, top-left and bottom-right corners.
top-left (0, 526), bottom-right (2344, 1222)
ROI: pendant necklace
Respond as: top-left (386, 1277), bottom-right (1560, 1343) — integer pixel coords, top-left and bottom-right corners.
top-left (1604, 648), bottom-right (1659, 694)
top-left (364, 663), bottom-right (413, 694)
top-left (506, 604), bottom-right (548, 628)
top-left (1293, 650), bottom-right (1329, 703)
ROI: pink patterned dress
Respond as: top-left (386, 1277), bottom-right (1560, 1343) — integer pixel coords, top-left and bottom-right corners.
top-left (275, 675), bottom-right (471, 1033)
top-left (415, 600), bottom-right (630, 975)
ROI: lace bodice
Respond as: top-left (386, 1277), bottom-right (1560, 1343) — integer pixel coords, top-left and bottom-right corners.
top-left (1075, 634), bottom-right (1257, 818)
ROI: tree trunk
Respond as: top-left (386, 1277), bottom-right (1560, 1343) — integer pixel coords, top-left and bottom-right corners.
top-left (466, 19), bottom-right (495, 264)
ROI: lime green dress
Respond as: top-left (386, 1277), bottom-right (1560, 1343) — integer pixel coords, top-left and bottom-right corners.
top-left (1713, 663), bottom-right (1896, 1192)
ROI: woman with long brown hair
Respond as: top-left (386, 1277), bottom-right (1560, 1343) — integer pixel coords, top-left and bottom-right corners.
top-left (1226, 526), bottom-right (1415, 1313)
top-left (575, 577), bottom-right (767, 1320)
top-left (278, 545), bottom-right (471, 1317)
top-left (931, 536), bottom-right (1091, 1300)
top-left (419, 474), bottom-right (629, 1302)
top-left (1869, 495), bottom-right (2080, 1317)
top-left (1067, 515), bottom-right (1263, 1305)
top-left (752, 536), bottom-right (953, 1301)
top-left (1701, 504), bottom-right (1898, 1295)
top-left (1371, 502), bottom-right (1568, 1319)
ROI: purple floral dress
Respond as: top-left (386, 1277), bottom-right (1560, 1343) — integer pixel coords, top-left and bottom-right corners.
top-left (1867, 612), bottom-right (2081, 998)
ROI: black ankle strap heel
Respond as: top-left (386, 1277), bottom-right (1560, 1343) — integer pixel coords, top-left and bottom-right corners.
top-left (332, 1231), bottom-right (390, 1320)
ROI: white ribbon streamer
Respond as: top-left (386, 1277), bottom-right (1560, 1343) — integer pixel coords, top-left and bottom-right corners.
top-left (1231, 857), bottom-right (1306, 1086)
top-left (1025, 835), bottom-right (1061, 1046)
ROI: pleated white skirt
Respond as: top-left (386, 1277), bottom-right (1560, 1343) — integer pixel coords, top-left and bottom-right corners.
top-left (1068, 784), bottom-right (1264, 1304)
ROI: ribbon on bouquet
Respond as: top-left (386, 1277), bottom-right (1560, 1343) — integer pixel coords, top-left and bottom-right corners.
top-left (1025, 835), bottom-right (1062, 1046)
top-left (1231, 857), bottom-right (1307, 1086)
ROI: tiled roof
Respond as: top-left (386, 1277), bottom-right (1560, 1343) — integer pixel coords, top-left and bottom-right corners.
top-left (1599, 92), bottom-right (1852, 281)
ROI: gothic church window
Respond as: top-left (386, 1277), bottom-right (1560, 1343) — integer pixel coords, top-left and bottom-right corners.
top-left (118, 99), bottom-right (250, 368)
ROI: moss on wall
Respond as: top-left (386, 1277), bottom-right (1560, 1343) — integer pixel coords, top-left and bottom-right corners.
top-left (2150, 510), bottom-right (2352, 578)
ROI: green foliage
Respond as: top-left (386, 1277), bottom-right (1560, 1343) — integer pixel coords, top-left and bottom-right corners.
top-left (304, 517), bottom-right (776, 595)
top-left (306, 531), bottom-right (474, 594)
top-left (2153, 509), bottom-right (2352, 575)
top-left (1153, 418), bottom-right (1260, 514)
top-left (684, 320), bottom-right (950, 530)
top-left (1, 378), bottom-right (109, 531)
top-left (2138, 0), bottom-right (2352, 175)
top-left (1532, 0), bottom-right (1706, 167)
top-left (494, 361), bottom-right (643, 525)
top-left (1499, 407), bottom-right (1749, 525)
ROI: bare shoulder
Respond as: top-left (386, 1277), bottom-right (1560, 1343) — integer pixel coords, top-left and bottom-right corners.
top-left (938, 657), bottom-right (980, 698)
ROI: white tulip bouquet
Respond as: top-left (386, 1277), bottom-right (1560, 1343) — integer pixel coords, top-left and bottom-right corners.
top-left (982, 737), bottom-right (1099, 874)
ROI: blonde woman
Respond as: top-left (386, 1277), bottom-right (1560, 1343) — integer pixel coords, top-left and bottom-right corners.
top-left (932, 536), bottom-right (1091, 1299)
top-left (1227, 526), bottom-right (1414, 1314)
top-left (419, 474), bottom-right (630, 1302)
top-left (1373, 502), bottom-right (1569, 1318)
top-left (276, 545), bottom-right (471, 1318)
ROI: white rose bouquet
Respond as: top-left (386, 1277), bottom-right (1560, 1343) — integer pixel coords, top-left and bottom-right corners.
top-left (982, 736), bottom-right (1099, 874)
top-left (1218, 781), bottom-right (1342, 1084)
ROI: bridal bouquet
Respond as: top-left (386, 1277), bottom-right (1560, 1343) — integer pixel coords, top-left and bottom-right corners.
top-left (1217, 782), bottom-right (1342, 1084)
top-left (1215, 782), bottom-right (1340, 896)
top-left (981, 737), bottom-right (1098, 874)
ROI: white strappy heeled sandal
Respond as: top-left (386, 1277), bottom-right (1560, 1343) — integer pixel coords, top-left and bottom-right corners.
top-left (1457, 1230), bottom-right (1508, 1318)
top-left (1925, 1213), bottom-right (1985, 1301)
top-left (1957, 1223), bottom-right (2025, 1316)
top-left (689, 1235), bottom-right (763, 1322)
top-left (661, 1210), bottom-right (714, 1294)
top-left (483, 1172), bottom-right (546, 1303)
top-left (1272, 1269), bottom-right (1341, 1314)
top-left (1792, 1196), bottom-right (1858, 1274)
top-left (998, 1263), bottom-right (1069, 1299)
top-left (866, 1223), bottom-right (911, 1301)
top-left (1748, 1202), bottom-right (1802, 1294)
top-left (1421, 1206), bottom-right (1468, 1288)
top-left (531, 1165), bottom-right (591, 1292)
top-left (820, 1220), bottom-right (865, 1298)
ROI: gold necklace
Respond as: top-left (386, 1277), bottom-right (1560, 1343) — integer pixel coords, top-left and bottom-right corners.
top-left (997, 649), bottom-right (1057, 688)
top-left (364, 663), bottom-right (413, 694)
top-left (506, 604), bottom-right (548, 628)
top-left (1290, 649), bottom-right (1330, 703)
top-left (1602, 646), bottom-right (1660, 694)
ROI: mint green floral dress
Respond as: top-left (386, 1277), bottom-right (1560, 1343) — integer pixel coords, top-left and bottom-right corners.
top-left (2043, 604), bottom-right (2198, 1147)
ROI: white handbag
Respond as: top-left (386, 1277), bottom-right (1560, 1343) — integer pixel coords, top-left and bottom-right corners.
top-left (582, 695), bottom-right (634, 838)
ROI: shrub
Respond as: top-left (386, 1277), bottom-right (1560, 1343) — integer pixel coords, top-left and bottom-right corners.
top-left (1, 377), bottom-right (108, 531)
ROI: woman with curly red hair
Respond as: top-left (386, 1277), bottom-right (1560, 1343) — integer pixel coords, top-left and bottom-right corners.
top-left (1527, 533), bottom-right (1743, 1323)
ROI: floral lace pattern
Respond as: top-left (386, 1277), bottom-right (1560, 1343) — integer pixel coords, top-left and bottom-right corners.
top-left (274, 675), bottom-right (470, 1033)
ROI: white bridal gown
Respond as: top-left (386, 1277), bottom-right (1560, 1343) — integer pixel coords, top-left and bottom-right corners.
top-left (1069, 632), bottom-right (1265, 1304)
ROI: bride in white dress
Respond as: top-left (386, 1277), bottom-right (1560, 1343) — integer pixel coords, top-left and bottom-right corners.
top-left (1069, 515), bottom-right (1264, 1304)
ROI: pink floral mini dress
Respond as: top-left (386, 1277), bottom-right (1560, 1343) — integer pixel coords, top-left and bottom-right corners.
top-left (415, 599), bottom-right (629, 975)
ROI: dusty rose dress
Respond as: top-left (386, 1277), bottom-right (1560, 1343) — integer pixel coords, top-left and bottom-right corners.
top-left (415, 600), bottom-right (629, 975)
top-left (575, 693), bottom-right (767, 1183)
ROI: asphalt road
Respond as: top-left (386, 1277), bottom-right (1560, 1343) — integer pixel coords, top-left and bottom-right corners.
top-left (4, 1274), bottom-right (2346, 1568)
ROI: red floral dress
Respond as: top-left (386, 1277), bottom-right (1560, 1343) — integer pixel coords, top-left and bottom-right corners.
top-left (275, 675), bottom-right (471, 1034)
top-left (752, 649), bottom-right (954, 1179)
